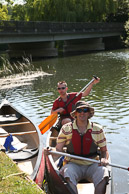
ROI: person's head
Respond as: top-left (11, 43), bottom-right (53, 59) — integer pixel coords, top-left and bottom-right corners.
top-left (70, 100), bottom-right (94, 121)
top-left (57, 81), bottom-right (68, 95)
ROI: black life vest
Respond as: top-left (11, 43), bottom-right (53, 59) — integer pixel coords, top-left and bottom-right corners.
top-left (66, 123), bottom-right (98, 158)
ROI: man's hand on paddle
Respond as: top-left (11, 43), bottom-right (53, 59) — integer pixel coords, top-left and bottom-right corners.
top-left (82, 76), bottom-right (100, 97)
top-left (57, 107), bottom-right (65, 113)
top-left (100, 158), bottom-right (109, 166)
top-left (93, 76), bottom-right (100, 84)
top-left (51, 107), bottom-right (65, 114)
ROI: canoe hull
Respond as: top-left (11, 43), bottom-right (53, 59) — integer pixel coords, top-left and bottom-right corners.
top-left (0, 99), bottom-right (45, 188)
top-left (45, 154), bottom-right (74, 194)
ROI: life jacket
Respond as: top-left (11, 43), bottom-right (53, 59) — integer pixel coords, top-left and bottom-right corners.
top-left (57, 93), bottom-right (82, 119)
top-left (57, 95), bottom-right (71, 117)
top-left (66, 123), bottom-right (98, 158)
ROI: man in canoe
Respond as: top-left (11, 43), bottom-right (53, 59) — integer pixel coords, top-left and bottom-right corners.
top-left (51, 77), bottom-right (100, 130)
top-left (56, 100), bottom-right (109, 194)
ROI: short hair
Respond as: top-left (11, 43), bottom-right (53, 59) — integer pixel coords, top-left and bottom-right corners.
top-left (57, 81), bottom-right (67, 87)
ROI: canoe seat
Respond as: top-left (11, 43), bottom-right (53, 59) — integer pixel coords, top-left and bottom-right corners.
top-left (11, 137), bottom-right (28, 151)
top-left (77, 182), bottom-right (94, 194)
top-left (0, 127), bottom-right (8, 134)
top-left (7, 148), bottom-right (38, 161)
top-left (0, 113), bottom-right (21, 123)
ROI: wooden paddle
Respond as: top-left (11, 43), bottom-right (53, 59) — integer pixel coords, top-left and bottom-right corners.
top-left (39, 76), bottom-right (97, 134)
top-left (49, 150), bottom-right (129, 171)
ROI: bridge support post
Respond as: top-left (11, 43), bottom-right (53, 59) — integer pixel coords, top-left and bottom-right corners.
top-left (8, 42), bottom-right (58, 58)
top-left (63, 38), bottom-right (105, 54)
top-left (103, 36), bottom-right (123, 50)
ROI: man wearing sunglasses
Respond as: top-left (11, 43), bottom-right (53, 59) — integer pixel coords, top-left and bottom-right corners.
top-left (56, 100), bottom-right (109, 194)
top-left (51, 77), bottom-right (100, 130)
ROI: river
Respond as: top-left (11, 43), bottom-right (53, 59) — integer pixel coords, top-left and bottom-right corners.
top-left (0, 49), bottom-right (129, 194)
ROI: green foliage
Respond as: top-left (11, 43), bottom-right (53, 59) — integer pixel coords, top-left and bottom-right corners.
top-left (11, 4), bottom-right (27, 20)
top-left (0, 5), bottom-right (10, 20)
top-left (125, 20), bottom-right (129, 46)
top-left (107, 0), bottom-right (129, 22)
top-left (8, 0), bottom-right (119, 22)
top-left (1, 0), bottom-right (128, 23)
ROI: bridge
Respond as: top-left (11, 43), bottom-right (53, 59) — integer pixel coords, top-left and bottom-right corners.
top-left (0, 20), bottom-right (125, 58)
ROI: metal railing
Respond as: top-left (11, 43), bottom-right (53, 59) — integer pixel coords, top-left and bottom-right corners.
top-left (0, 20), bottom-right (125, 34)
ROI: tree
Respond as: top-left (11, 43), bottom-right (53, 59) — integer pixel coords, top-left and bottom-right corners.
top-left (106, 0), bottom-right (129, 22)
top-left (0, 4), bottom-right (10, 20)
top-left (3, 0), bottom-right (128, 24)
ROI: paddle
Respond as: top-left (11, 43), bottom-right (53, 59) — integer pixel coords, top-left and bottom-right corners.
top-left (64, 75), bottom-right (97, 109)
top-left (39, 113), bottom-right (58, 134)
top-left (39, 76), bottom-right (97, 134)
top-left (49, 150), bottom-right (129, 171)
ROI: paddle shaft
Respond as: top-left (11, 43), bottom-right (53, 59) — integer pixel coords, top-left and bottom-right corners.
top-left (63, 76), bottom-right (97, 109)
top-left (49, 150), bottom-right (129, 171)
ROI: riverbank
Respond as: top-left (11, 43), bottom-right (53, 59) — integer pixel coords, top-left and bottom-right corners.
top-left (0, 151), bottom-right (45, 194)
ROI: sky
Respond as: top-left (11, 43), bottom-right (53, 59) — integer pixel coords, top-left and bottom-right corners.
top-left (0, 0), bottom-right (25, 5)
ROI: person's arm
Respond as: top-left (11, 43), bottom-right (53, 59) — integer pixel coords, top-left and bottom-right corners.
top-left (51, 131), bottom-right (66, 161)
top-left (51, 107), bottom-right (65, 114)
top-left (82, 77), bottom-right (100, 97)
top-left (100, 146), bottom-right (109, 166)
top-left (56, 141), bottom-right (66, 152)
top-left (44, 142), bottom-right (65, 159)
top-left (51, 99), bottom-right (65, 114)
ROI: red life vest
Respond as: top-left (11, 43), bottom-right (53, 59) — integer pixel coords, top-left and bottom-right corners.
top-left (53, 92), bottom-right (82, 119)
top-left (67, 123), bottom-right (98, 157)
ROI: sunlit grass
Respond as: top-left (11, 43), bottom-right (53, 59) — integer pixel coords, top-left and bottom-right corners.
top-left (0, 56), bottom-right (35, 77)
top-left (0, 151), bottom-right (45, 194)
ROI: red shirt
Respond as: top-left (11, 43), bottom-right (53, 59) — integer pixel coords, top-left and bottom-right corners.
top-left (52, 92), bottom-right (82, 119)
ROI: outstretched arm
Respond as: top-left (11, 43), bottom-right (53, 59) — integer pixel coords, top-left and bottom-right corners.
top-left (82, 77), bottom-right (100, 97)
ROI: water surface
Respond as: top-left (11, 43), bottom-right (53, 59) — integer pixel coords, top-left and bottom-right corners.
top-left (0, 49), bottom-right (129, 194)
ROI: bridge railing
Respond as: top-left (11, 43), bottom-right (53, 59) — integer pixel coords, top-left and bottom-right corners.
top-left (0, 20), bottom-right (125, 34)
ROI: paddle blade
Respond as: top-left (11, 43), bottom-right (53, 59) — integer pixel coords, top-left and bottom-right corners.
top-left (39, 113), bottom-right (58, 134)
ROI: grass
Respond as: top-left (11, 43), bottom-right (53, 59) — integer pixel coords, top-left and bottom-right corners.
top-left (0, 151), bottom-right (45, 194)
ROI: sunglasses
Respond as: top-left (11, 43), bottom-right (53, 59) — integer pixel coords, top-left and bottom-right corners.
top-left (76, 108), bottom-right (89, 113)
top-left (57, 87), bottom-right (66, 90)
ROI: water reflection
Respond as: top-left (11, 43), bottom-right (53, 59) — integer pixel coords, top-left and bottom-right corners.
top-left (0, 49), bottom-right (129, 193)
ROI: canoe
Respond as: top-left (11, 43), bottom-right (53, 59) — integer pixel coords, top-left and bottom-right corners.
top-left (0, 99), bottom-right (45, 188)
top-left (45, 127), bottom-right (114, 194)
